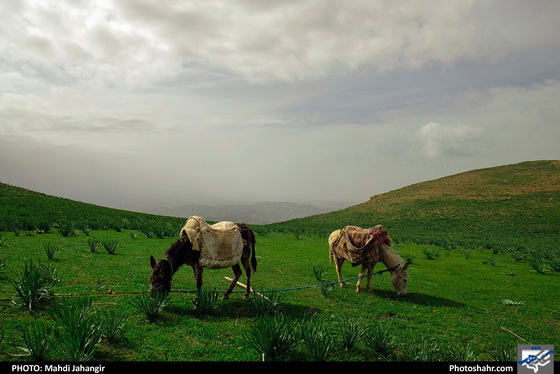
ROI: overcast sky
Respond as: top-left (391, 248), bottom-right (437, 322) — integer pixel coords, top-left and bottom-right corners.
top-left (1, 0), bottom-right (559, 210)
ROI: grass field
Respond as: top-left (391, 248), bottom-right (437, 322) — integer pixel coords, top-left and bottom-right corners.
top-left (1, 228), bottom-right (558, 362)
top-left (1, 161), bottom-right (558, 362)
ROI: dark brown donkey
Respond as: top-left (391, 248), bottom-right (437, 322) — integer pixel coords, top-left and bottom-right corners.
top-left (149, 223), bottom-right (257, 299)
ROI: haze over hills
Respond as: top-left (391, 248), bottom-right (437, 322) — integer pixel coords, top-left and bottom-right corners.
top-left (132, 200), bottom-right (353, 225)
top-left (1, 160), bottom-right (559, 252)
top-left (269, 160), bottom-right (560, 249)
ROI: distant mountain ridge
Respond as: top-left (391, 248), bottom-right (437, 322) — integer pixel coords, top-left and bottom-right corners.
top-left (133, 201), bottom-right (351, 225)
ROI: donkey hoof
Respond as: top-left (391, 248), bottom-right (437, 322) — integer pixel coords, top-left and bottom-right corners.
top-left (355, 287), bottom-right (361, 293)
top-left (222, 295), bottom-right (229, 300)
top-left (243, 294), bottom-right (249, 300)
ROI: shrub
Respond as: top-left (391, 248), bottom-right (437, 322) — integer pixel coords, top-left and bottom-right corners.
top-left (422, 248), bottom-right (440, 260)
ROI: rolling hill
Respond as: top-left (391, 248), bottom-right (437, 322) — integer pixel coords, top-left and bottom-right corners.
top-left (1, 160), bottom-right (559, 251)
top-left (266, 160), bottom-right (560, 251)
top-left (0, 182), bottom-right (186, 237)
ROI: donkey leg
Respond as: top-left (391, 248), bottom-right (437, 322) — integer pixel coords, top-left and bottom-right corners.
top-left (356, 264), bottom-right (368, 293)
top-left (366, 264), bottom-right (375, 292)
top-left (194, 265), bottom-right (204, 295)
top-left (241, 250), bottom-right (252, 299)
top-left (224, 264), bottom-right (242, 300)
top-left (335, 258), bottom-right (345, 288)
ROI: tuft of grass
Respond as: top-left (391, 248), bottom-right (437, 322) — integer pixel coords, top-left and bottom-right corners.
top-left (99, 310), bottom-right (127, 341)
top-left (338, 318), bottom-right (367, 351)
top-left (530, 251), bottom-right (548, 274)
top-left (244, 313), bottom-right (297, 361)
top-left (193, 288), bottom-right (219, 314)
top-left (365, 322), bottom-right (396, 359)
top-left (49, 297), bottom-right (103, 362)
top-left (300, 316), bottom-right (334, 362)
top-left (313, 265), bottom-right (336, 297)
top-left (43, 242), bottom-right (61, 261)
top-left (12, 259), bottom-right (58, 311)
top-left (87, 237), bottom-right (101, 253)
top-left (17, 321), bottom-right (55, 361)
top-left (250, 291), bottom-right (283, 316)
top-left (49, 296), bottom-right (93, 329)
top-left (132, 292), bottom-right (170, 320)
top-left (102, 240), bottom-right (119, 255)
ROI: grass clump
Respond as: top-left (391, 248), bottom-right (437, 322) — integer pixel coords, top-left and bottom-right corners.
top-left (17, 321), bottom-right (55, 361)
top-left (300, 316), bottom-right (334, 362)
top-left (338, 318), bottom-right (367, 351)
top-left (88, 237), bottom-right (101, 253)
top-left (244, 313), bottom-right (297, 361)
top-left (132, 292), bottom-right (170, 320)
top-left (365, 322), bottom-right (396, 359)
top-left (193, 288), bottom-right (220, 314)
top-left (49, 297), bottom-right (101, 361)
top-left (102, 240), bottom-right (119, 255)
top-left (250, 291), bottom-right (283, 316)
top-left (12, 259), bottom-right (58, 311)
top-left (313, 265), bottom-right (336, 297)
top-left (43, 242), bottom-right (61, 261)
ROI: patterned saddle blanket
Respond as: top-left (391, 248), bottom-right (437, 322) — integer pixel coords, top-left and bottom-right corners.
top-left (331, 226), bottom-right (380, 266)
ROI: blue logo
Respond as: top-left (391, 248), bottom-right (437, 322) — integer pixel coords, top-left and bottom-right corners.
top-left (518, 345), bottom-right (554, 374)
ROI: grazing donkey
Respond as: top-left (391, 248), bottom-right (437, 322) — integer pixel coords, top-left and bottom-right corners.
top-left (150, 216), bottom-right (257, 299)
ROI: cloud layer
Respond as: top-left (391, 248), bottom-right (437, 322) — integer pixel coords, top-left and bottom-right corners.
top-left (1, 0), bottom-right (559, 209)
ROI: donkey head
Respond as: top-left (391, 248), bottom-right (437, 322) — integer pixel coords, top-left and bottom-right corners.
top-left (149, 256), bottom-right (173, 295)
top-left (390, 259), bottom-right (411, 296)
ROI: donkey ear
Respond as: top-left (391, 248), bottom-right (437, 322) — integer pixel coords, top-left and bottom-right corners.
top-left (150, 256), bottom-right (156, 269)
top-left (403, 258), bottom-right (411, 270)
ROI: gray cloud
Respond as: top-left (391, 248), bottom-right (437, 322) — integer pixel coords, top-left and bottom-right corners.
top-left (1, 0), bottom-right (559, 210)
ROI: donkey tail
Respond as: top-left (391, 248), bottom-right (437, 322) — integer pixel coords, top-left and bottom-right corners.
top-left (250, 240), bottom-right (257, 273)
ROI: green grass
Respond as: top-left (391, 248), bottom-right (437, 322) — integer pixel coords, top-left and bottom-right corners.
top-left (1, 160), bottom-right (559, 362)
top-left (0, 229), bottom-right (558, 362)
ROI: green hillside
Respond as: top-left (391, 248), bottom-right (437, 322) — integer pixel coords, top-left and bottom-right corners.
top-left (2, 160), bottom-right (559, 251)
top-left (266, 160), bottom-right (560, 251)
top-left (0, 182), bottom-right (185, 238)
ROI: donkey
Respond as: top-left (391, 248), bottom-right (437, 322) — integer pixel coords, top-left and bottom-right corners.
top-left (149, 221), bottom-right (257, 299)
top-left (329, 225), bottom-right (410, 296)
